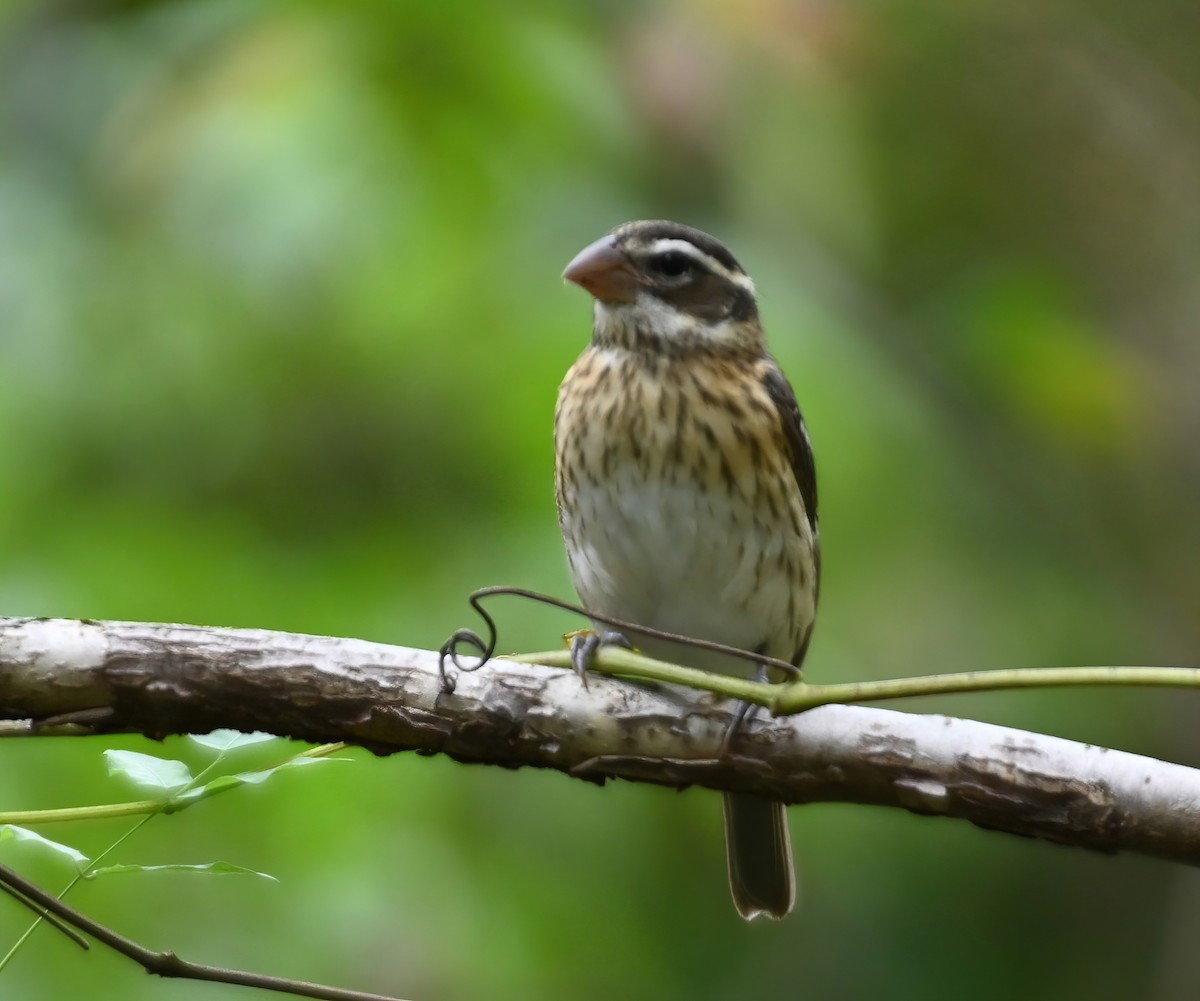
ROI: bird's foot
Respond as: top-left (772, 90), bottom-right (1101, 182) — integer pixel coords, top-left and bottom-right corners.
top-left (566, 629), bottom-right (633, 688)
top-left (720, 659), bottom-right (771, 755)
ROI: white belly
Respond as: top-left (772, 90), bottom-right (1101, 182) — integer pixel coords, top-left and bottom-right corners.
top-left (562, 470), bottom-right (801, 672)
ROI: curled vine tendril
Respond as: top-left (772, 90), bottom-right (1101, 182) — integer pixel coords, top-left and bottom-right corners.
top-left (436, 585), bottom-right (799, 694)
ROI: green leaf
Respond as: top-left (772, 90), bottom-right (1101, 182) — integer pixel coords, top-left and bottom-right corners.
top-left (169, 753), bottom-right (343, 808)
top-left (187, 730), bottom-right (279, 753)
top-left (103, 750), bottom-right (192, 794)
top-left (230, 755), bottom-right (335, 785)
top-left (0, 825), bottom-right (89, 869)
top-left (85, 861), bottom-right (277, 881)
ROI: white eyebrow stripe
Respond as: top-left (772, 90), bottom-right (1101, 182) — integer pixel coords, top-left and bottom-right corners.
top-left (646, 238), bottom-right (710, 260)
top-left (644, 238), bottom-right (756, 295)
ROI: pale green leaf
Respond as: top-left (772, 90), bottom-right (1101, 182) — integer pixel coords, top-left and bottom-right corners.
top-left (231, 755), bottom-right (334, 786)
top-left (103, 749), bottom-right (192, 794)
top-left (0, 825), bottom-right (89, 869)
top-left (86, 861), bottom-right (276, 881)
top-left (187, 730), bottom-right (279, 753)
top-left (169, 753), bottom-right (343, 807)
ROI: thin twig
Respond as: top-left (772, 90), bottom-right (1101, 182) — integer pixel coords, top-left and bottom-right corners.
top-left (0, 864), bottom-right (410, 1001)
top-left (0, 879), bottom-right (90, 950)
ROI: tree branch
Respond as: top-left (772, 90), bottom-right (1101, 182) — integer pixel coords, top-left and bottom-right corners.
top-left (2, 616), bottom-right (1199, 865)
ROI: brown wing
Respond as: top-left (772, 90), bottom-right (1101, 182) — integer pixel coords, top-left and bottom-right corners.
top-left (761, 359), bottom-right (820, 666)
top-left (760, 360), bottom-right (817, 533)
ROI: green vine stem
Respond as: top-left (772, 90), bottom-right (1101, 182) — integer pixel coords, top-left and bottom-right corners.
top-left (0, 742), bottom-right (346, 828)
top-left (0, 801), bottom-right (162, 826)
top-left (512, 650), bottom-right (1200, 715)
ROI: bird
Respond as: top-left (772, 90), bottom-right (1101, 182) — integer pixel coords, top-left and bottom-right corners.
top-left (554, 220), bottom-right (820, 920)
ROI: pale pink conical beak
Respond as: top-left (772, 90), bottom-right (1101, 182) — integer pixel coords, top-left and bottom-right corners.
top-left (562, 235), bottom-right (641, 304)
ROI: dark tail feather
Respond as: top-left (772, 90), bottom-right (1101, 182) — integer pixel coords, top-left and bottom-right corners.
top-left (723, 792), bottom-right (795, 920)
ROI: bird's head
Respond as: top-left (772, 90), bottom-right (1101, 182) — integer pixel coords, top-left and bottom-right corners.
top-left (563, 220), bottom-right (764, 356)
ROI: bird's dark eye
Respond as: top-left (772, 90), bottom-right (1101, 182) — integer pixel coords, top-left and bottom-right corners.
top-left (649, 251), bottom-right (693, 277)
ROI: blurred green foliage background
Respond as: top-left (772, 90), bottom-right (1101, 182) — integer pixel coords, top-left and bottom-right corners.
top-left (3, 0), bottom-right (1200, 998)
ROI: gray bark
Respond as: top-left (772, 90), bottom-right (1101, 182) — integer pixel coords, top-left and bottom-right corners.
top-left (2, 616), bottom-right (1198, 864)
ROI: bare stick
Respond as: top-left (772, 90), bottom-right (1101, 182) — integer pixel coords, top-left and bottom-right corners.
top-left (0, 863), bottom-right (409, 1001)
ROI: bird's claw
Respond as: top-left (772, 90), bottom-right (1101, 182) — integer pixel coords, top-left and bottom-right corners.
top-left (568, 629), bottom-right (633, 688)
top-left (721, 660), bottom-right (771, 755)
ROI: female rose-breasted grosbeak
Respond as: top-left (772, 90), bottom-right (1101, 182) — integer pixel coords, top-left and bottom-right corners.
top-left (555, 220), bottom-right (819, 920)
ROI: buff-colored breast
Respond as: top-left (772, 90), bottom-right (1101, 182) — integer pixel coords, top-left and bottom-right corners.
top-left (555, 345), bottom-right (816, 674)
